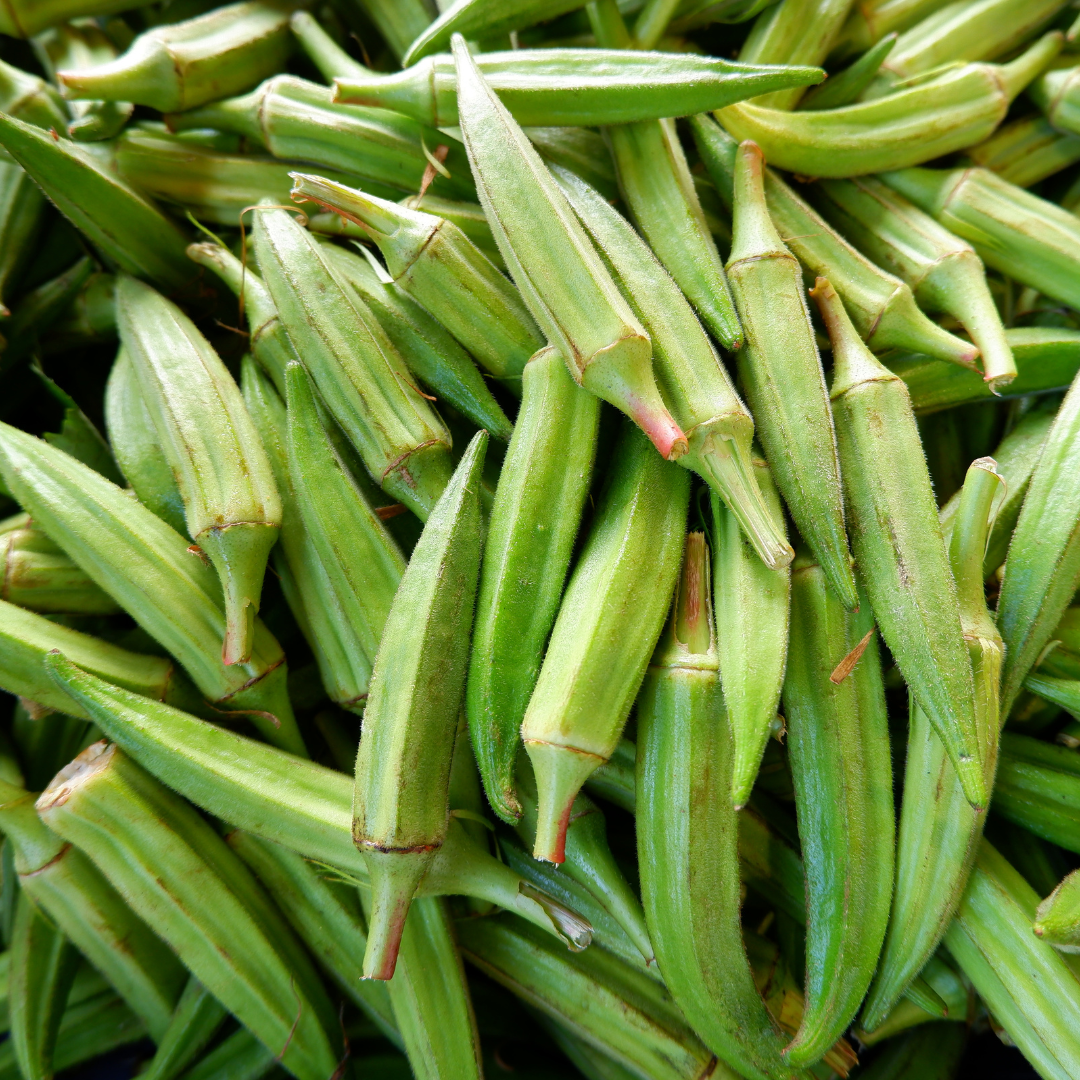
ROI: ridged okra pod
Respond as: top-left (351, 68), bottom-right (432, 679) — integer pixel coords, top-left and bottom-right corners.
top-left (0, 161), bottom-right (46, 319)
top-left (0, 54), bottom-right (69, 132)
top-left (451, 37), bottom-right (686, 459)
top-left (353, 433), bottom-right (488, 980)
top-left (812, 278), bottom-right (986, 807)
top-left (1030, 60), bottom-right (1080, 136)
top-left (799, 32), bottom-right (900, 110)
top-left (1034, 868), bottom-right (1080, 950)
top-left (334, 47), bottom-right (822, 131)
top-left (689, 113), bottom-right (977, 366)
top-left (139, 979), bottom-right (229, 1080)
top-left (993, 733), bottom-right (1080, 853)
top-left (117, 275), bottom-right (281, 667)
top-left (717, 35), bottom-right (1062, 177)
top-left (725, 142), bottom-right (856, 610)
top-left (944, 842), bottom-right (1080, 1076)
top-left (0, 525), bottom-right (119, 615)
top-left (0, 780), bottom-right (185, 1041)
top-left (467, 347), bottom-right (600, 824)
top-left (781, 549), bottom-right (894, 1067)
top-left (966, 113), bottom-right (1080, 187)
top-left (0, 423), bottom-right (305, 754)
top-left (995, 369), bottom-right (1080, 715)
top-left (832, 0), bottom-right (968, 58)
top-left (37, 742), bottom-right (342, 1080)
top-left (860, 458), bottom-right (1004, 1032)
top-left (637, 532), bottom-right (797, 1080)
top-left (554, 165), bottom-right (791, 571)
top-left (252, 205), bottom-right (454, 520)
top-left (711, 473), bottom-right (790, 809)
top-left (522, 421), bottom-right (690, 863)
top-left (812, 176), bottom-right (1015, 389)
top-left (58, 1), bottom-right (293, 113)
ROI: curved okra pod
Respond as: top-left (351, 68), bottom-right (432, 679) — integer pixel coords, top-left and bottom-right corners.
top-left (1034, 868), bottom-right (1080, 949)
top-left (554, 165), bottom-right (791, 570)
top-left (993, 733), bottom-right (1080, 853)
top-left (467, 347), bottom-right (600, 824)
top-left (521, 421), bottom-right (691, 863)
top-left (353, 432), bottom-right (488, 980)
top-left (0, 56), bottom-right (69, 131)
top-left (252, 204), bottom-right (454, 521)
top-left (812, 277), bottom-right (986, 807)
top-left (117, 275), bottom-right (281, 668)
top-left (811, 176), bottom-right (1015, 389)
top-left (965, 113), bottom-right (1080, 187)
top-left (333, 49), bottom-right (823, 129)
top-left (0, 423), bottom-right (305, 754)
top-left (717, 34), bottom-right (1062, 177)
top-left (860, 458), bottom-right (1003, 1033)
top-left (57, 1), bottom-right (293, 113)
top-left (138, 979), bottom-right (229, 1080)
top-left (726, 143), bottom-right (856, 610)
top-left (637, 532), bottom-right (797, 1080)
top-left (451, 38), bottom-right (687, 459)
top-left (781, 549), bottom-right (894, 1067)
top-left (855, 952), bottom-right (969, 1045)
top-left (711, 474), bottom-right (791, 809)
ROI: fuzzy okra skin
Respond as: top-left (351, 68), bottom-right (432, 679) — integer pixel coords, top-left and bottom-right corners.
top-left (965, 113), bottom-right (1080, 187)
top-left (993, 734), bottom-right (1080, 854)
top-left (451, 36), bottom-right (687, 461)
top-left (522, 421), bottom-right (691, 864)
top-left (117, 276), bottom-right (281, 668)
top-left (0, 162), bottom-right (46, 320)
top-left (781, 550), bottom-right (894, 1067)
top-left (467, 347), bottom-right (600, 825)
top-left (813, 278), bottom-right (987, 808)
top-left (726, 142), bottom-right (856, 611)
top-left (353, 432), bottom-right (488, 981)
top-left (638, 532), bottom-right (797, 1080)
top-left (1034, 868), bottom-right (1080, 950)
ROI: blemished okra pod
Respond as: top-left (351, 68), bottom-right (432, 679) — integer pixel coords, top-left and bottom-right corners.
top-left (726, 143), bottom-right (856, 610)
top-left (554, 165), bottom-right (791, 570)
top-left (289, 174), bottom-right (540, 394)
top-left (690, 113), bottom-right (977, 366)
top-left (781, 549), bottom-right (894, 1067)
top-left (521, 421), bottom-right (691, 863)
top-left (965, 113), bottom-right (1080, 187)
top-left (811, 176), bottom-right (1015, 389)
top-left (353, 432), bottom-right (487, 980)
top-left (467, 346), bottom-right (600, 824)
top-left (252, 204), bottom-right (454, 521)
top-left (0, 0), bottom-right (152, 36)
top-left (717, 34), bottom-right (1062, 177)
top-left (637, 532), bottom-right (797, 1080)
top-left (812, 277), bottom-right (987, 807)
top-left (1034, 868), bottom-right (1080, 949)
top-left (855, 952), bottom-right (968, 1045)
top-left (177, 1030), bottom-right (274, 1080)
top-left (452, 38), bottom-right (687, 460)
top-left (0, 55), bottom-right (69, 131)
top-left (944, 842), bottom-right (1080, 1076)
top-left (138, 979), bottom-right (229, 1080)
top-left (1024, 673), bottom-right (1080, 718)
top-left (993, 733), bottom-right (1080, 854)
top-left (37, 742), bottom-right (342, 1080)
top-left (0, 423), bottom-right (305, 754)
top-left (860, 459), bottom-right (1004, 1033)
top-left (117, 275), bottom-right (282, 668)
top-left (333, 49), bottom-right (823, 129)
top-left (57, 1), bottom-right (293, 113)
top-left (0, 525), bottom-right (119, 615)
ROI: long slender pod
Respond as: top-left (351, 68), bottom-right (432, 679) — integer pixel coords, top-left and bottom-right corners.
top-left (138, 979), bottom-right (229, 1080)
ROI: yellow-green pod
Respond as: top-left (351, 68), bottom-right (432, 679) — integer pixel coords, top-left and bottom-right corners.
top-left (965, 113), bottom-right (1080, 187)
top-left (832, 0), bottom-right (961, 59)
top-left (0, 525), bottom-right (119, 615)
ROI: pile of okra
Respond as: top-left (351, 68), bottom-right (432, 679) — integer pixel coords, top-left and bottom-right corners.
top-left (3, 0), bottom-right (1080, 1078)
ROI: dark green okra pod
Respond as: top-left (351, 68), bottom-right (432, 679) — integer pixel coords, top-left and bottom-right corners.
top-left (138, 978), bottom-right (229, 1080)
top-left (637, 532), bottom-right (798, 1080)
top-left (812, 277), bottom-right (986, 808)
top-left (1034, 868), bottom-right (1080, 949)
top-left (726, 142), bottom-right (856, 610)
top-left (993, 733), bottom-right (1080, 854)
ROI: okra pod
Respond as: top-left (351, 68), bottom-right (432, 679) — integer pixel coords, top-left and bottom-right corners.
top-left (521, 421), bottom-right (691, 863)
top-left (289, 10), bottom-right (368, 81)
top-left (1025, 673), bottom-right (1080, 718)
top-left (993, 733), bottom-right (1080, 854)
top-left (180, 1029), bottom-right (275, 1080)
top-left (855, 952), bottom-right (968, 1045)
top-left (726, 143), bottom-right (856, 610)
top-left (799, 31), bottom-right (898, 109)
top-left (1034, 867), bottom-right (1080, 950)
top-left (813, 277), bottom-right (986, 807)
top-left (855, 1024), bottom-right (967, 1080)
top-left (966, 113), bottom-right (1080, 187)
top-left (0, 163), bottom-right (46, 320)
top-left (831, 0), bottom-right (959, 59)
top-left (523, 126), bottom-right (619, 204)
top-left (138, 978), bottom-right (229, 1080)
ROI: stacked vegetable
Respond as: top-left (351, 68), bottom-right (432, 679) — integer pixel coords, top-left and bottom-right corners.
top-left (0, 0), bottom-right (1078, 1077)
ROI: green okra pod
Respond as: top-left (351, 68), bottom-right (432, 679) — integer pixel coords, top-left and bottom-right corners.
top-left (860, 458), bottom-right (1004, 1033)
top-left (993, 733), bottom-right (1080, 854)
top-left (799, 31), bottom-right (899, 110)
top-left (718, 34), bottom-right (1062, 177)
top-left (726, 142), bottom-right (856, 610)
top-left (521, 421), bottom-right (691, 863)
top-left (1034, 868), bottom-right (1080, 950)
top-left (0, 162), bottom-right (46, 320)
top-left (637, 531), bottom-right (797, 1080)
top-left (522, 126), bottom-right (619, 205)
top-left (138, 978), bottom-right (229, 1080)
top-left (353, 432), bottom-right (488, 980)
top-left (812, 277), bottom-right (987, 807)
top-left (855, 1024), bottom-right (967, 1080)
top-left (252, 204), bottom-right (455, 521)
top-left (58, 1), bottom-right (294, 113)
top-left (333, 49), bottom-right (823, 129)
top-left (944, 841), bottom-right (1080, 1076)
top-left (289, 10), bottom-right (368, 81)
top-left (690, 112), bottom-right (977, 366)
top-left (554, 165), bottom-right (791, 571)
top-left (467, 346), bottom-right (600, 824)
top-left (37, 742), bottom-right (342, 1080)
top-left (289, 174), bottom-right (540, 393)
top-left (965, 113), bottom-right (1080, 187)
top-left (451, 36), bottom-right (688, 459)
top-left (1025, 672), bottom-right (1080, 718)
top-left (0, 423), bottom-right (304, 754)
top-left (781, 549), bottom-right (894, 1067)
top-left (117, 275), bottom-right (282, 668)
top-left (811, 175), bottom-right (1015, 389)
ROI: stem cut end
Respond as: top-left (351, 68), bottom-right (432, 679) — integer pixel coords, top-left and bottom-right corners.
top-left (360, 848), bottom-right (434, 981)
top-left (524, 740), bottom-right (605, 864)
